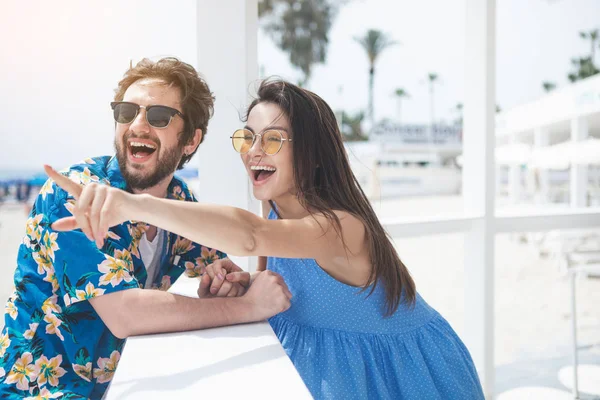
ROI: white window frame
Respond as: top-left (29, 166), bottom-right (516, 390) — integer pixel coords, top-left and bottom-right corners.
top-left (197, 0), bottom-right (600, 396)
top-left (382, 1), bottom-right (600, 396)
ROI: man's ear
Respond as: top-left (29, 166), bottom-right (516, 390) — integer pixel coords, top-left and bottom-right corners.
top-left (184, 128), bottom-right (203, 156)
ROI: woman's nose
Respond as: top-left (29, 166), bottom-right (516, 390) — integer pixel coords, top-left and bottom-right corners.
top-left (247, 134), bottom-right (263, 156)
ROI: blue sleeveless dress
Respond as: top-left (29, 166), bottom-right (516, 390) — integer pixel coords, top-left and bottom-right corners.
top-left (267, 212), bottom-right (484, 399)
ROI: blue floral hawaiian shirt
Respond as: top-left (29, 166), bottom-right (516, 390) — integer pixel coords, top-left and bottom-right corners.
top-left (0, 156), bottom-right (225, 399)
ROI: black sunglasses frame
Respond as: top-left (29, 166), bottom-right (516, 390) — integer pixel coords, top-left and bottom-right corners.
top-left (110, 101), bottom-right (184, 128)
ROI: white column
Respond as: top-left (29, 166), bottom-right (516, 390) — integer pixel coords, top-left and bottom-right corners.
top-left (195, 0), bottom-right (259, 271)
top-left (495, 164), bottom-right (503, 199)
top-left (507, 135), bottom-right (522, 204)
top-left (533, 127), bottom-right (549, 204)
top-left (463, 0), bottom-right (496, 397)
top-left (570, 117), bottom-right (588, 208)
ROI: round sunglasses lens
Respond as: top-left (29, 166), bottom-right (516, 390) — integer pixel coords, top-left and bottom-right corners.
top-left (114, 103), bottom-right (137, 124)
top-left (147, 107), bottom-right (172, 128)
top-left (263, 130), bottom-right (284, 155)
top-left (232, 129), bottom-right (253, 153)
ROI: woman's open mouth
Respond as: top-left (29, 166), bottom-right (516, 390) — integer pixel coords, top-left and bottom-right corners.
top-left (250, 164), bottom-right (276, 185)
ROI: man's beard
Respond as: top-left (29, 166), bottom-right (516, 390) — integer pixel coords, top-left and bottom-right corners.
top-left (115, 133), bottom-right (184, 191)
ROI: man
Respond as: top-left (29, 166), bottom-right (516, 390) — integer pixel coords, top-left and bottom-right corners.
top-left (0, 58), bottom-right (291, 399)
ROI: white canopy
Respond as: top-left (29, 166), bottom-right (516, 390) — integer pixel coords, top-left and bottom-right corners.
top-left (495, 143), bottom-right (532, 165)
top-left (531, 138), bottom-right (600, 169)
top-left (456, 139), bottom-right (600, 169)
top-left (456, 143), bottom-right (532, 167)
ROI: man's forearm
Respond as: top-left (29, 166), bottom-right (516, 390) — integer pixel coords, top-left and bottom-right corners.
top-left (90, 288), bottom-right (255, 339)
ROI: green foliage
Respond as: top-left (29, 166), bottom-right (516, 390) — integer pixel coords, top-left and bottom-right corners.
top-left (340, 111), bottom-right (368, 141)
top-left (542, 81), bottom-right (556, 92)
top-left (568, 57), bottom-right (599, 82)
top-left (394, 88), bottom-right (409, 98)
top-left (354, 29), bottom-right (397, 66)
top-left (568, 29), bottom-right (599, 82)
top-left (259, 0), bottom-right (350, 85)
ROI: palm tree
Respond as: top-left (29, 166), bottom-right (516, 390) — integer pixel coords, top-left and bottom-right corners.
top-left (354, 30), bottom-right (397, 129)
top-left (341, 111), bottom-right (367, 141)
top-left (568, 29), bottom-right (600, 83)
top-left (260, 0), bottom-right (339, 87)
top-left (568, 72), bottom-right (578, 83)
top-left (579, 29), bottom-right (599, 62)
top-left (542, 81), bottom-right (556, 92)
top-left (452, 102), bottom-right (463, 126)
top-left (393, 88), bottom-right (409, 124)
top-left (568, 56), bottom-right (599, 82)
top-left (427, 73), bottom-right (439, 126)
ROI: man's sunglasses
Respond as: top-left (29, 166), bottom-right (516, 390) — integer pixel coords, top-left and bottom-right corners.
top-left (230, 129), bottom-right (292, 156)
top-left (110, 101), bottom-right (184, 129)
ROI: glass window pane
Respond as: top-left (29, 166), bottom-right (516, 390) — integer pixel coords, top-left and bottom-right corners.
top-left (495, 230), bottom-right (600, 396)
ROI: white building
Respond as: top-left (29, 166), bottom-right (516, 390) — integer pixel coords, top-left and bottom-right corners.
top-left (349, 74), bottom-right (600, 206)
top-left (347, 123), bottom-right (463, 198)
top-left (496, 73), bottom-right (600, 207)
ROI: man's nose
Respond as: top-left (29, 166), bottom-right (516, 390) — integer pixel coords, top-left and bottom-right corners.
top-left (129, 108), bottom-right (150, 134)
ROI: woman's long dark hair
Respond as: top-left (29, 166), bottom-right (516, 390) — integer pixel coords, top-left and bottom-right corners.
top-left (247, 79), bottom-right (416, 316)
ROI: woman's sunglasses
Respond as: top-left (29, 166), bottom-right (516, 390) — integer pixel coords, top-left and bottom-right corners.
top-left (230, 129), bottom-right (292, 156)
top-left (110, 101), bottom-right (184, 129)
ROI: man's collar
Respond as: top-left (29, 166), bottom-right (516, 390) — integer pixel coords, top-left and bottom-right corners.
top-left (107, 156), bottom-right (127, 190)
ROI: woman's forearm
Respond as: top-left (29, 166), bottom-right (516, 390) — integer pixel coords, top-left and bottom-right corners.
top-left (132, 194), bottom-right (261, 256)
top-left (43, 166), bottom-right (266, 255)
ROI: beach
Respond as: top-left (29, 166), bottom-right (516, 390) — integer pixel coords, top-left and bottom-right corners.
top-left (1, 196), bottom-right (599, 397)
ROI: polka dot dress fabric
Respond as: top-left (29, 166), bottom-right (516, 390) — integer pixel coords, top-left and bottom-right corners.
top-left (267, 212), bottom-right (485, 399)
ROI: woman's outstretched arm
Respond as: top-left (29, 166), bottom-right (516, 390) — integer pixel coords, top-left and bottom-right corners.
top-left (46, 165), bottom-right (366, 263)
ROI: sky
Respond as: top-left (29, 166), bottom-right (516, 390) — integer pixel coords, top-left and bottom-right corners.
top-left (258, 0), bottom-right (600, 124)
top-left (0, 0), bottom-right (598, 170)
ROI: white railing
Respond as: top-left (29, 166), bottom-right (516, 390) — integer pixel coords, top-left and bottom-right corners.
top-left (383, 209), bottom-right (600, 238)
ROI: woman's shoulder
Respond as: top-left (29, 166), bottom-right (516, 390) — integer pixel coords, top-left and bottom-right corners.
top-left (317, 210), bottom-right (366, 241)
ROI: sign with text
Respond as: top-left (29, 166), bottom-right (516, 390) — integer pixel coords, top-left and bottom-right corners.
top-left (371, 122), bottom-right (463, 145)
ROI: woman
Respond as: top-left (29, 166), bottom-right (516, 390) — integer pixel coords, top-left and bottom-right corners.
top-left (47, 79), bottom-right (484, 399)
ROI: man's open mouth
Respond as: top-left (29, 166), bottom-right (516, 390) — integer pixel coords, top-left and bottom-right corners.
top-left (128, 141), bottom-right (157, 160)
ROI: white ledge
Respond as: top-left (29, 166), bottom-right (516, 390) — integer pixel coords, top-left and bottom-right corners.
top-left (494, 207), bottom-right (600, 232)
top-left (106, 277), bottom-right (310, 399)
top-left (382, 213), bottom-right (480, 237)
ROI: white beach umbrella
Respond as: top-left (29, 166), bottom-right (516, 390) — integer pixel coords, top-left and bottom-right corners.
top-left (456, 138), bottom-right (597, 169)
top-left (455, 154), bottom-right (463, 167)
top-left (571, 138), bottom-right (600, 165)
top-left (455, 144), bottom-right (532, 167)
top-left (531, 142), bottom-right (572, 170)
top-left (454, 144), bottom-right (529, 167)
top-left (531, 139), bottom-right (600, 169)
